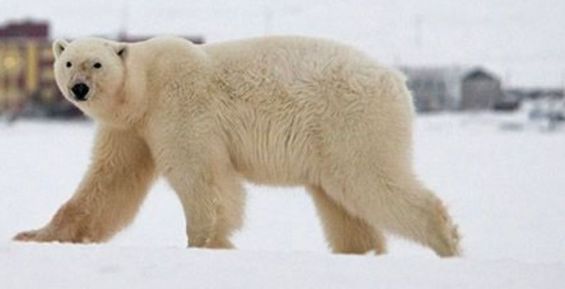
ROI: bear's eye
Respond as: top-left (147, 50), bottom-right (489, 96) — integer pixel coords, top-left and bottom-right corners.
top-left (93, 62), bottom-right (102, 69)
top-left (66, 61), bottom-right (72, 68)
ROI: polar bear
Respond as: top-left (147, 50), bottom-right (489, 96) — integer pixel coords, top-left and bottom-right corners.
top-left (14, 36), bottom-right (460, 257)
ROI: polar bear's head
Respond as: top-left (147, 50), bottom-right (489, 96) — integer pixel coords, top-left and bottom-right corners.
top-left (53, 38), bottom-right (129, 120)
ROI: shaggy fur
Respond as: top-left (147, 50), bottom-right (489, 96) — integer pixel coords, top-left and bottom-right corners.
top-left (14, 36), bottom-right (460, 257)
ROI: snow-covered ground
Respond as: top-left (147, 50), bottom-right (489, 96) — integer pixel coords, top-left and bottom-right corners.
top-left (1, 113), bottom-right (564, 288)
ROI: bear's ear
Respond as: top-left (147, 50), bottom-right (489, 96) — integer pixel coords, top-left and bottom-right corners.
top-left (53, 39), bottom-right (69, 59)
top-left (114, 43), bottom-right (128, 60)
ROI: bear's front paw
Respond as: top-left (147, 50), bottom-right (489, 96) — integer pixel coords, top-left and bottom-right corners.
top-left (13, 227), bottom-right (64, 243)
top-left (13, 201), bottom-right (102, 243)
top-left (13, 221), bottom-right (94, 243)
top-left (13, 229), bottom-right (43, 242)
top-left (13, 226), bottom-right (93, 243)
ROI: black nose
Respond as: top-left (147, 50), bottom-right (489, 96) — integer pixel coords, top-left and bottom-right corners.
top-left (71, 83), bottom-right (90, 101)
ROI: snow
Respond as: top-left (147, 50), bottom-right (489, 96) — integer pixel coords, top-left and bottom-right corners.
top-left (1, 246), bottom-right (563, 289)
top-left (1, 113), bottom-right (565, 288)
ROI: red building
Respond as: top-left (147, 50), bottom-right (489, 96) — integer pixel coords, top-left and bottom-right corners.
top-left (0, 20), bottom-right (49, 38)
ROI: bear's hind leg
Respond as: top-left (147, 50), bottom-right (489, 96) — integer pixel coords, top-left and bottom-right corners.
top-left (383, 185), bottom-right (461, 257)
top-left (307, 186), bottom-right (386, 255)
top-left (331, 177), bottom-right (461, 257)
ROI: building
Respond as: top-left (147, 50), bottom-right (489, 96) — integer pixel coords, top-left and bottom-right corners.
top-left (400, 66), bottom-right (504, 112)
top-left (0, 20), bottom-right (63, 116)
top-left (0, 20), bottom-right (204, 118)
top-left (0, 20), bottom-right (49, 38)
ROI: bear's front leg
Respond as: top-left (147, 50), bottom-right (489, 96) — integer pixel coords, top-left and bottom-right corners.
top-left (14, 127), bottom-right (156, 243)
top-left (165, 158), bottom-right (245, 249)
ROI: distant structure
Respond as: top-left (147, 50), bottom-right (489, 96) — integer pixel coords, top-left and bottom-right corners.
top-left (0, 20), bottom-right (68, 117)
top-left (511, 88), bottom-right (565, 128)
top-left (0, 20), bottom-right (49, 38)
top-left (400, 66), bottom-right (505, 112)
top-left (0, 19), bottom-right (204, 118)
top-left (505, 88), bottom-right (563, 101)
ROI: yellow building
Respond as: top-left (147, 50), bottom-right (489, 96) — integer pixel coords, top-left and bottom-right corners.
top-left (0, 20), bottom-right (68, 116)
top-left (0, 40), bottom-right (58, 110)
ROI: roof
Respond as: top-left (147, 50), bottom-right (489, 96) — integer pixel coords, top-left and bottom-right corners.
top-left (399, 66), bottom-right (499, 83)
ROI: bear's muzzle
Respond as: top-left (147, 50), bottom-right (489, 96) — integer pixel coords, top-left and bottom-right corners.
top-left (71, 83), bottom-right (90, 101)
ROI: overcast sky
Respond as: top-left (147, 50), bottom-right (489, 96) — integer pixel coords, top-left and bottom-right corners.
top-left (2, 0), bottom-right (564, 88)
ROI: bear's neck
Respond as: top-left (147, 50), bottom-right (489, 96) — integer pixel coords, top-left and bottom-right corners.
top-left (97, 61), bottom-right (150, 131)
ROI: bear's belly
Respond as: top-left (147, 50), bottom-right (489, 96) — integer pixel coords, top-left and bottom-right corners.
top-left (228, 137), bottom-right (319, 186)
top-left (237, 163), bottom-right (308, 186)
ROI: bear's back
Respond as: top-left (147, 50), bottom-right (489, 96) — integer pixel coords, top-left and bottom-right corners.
top-left (200, 36), bottom-right (392, 106)
top-left (202, 36), bottom-right (379, 78)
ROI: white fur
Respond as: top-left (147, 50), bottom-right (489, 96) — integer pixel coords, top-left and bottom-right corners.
top-left (15, 36), bottom-right (460, 257)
